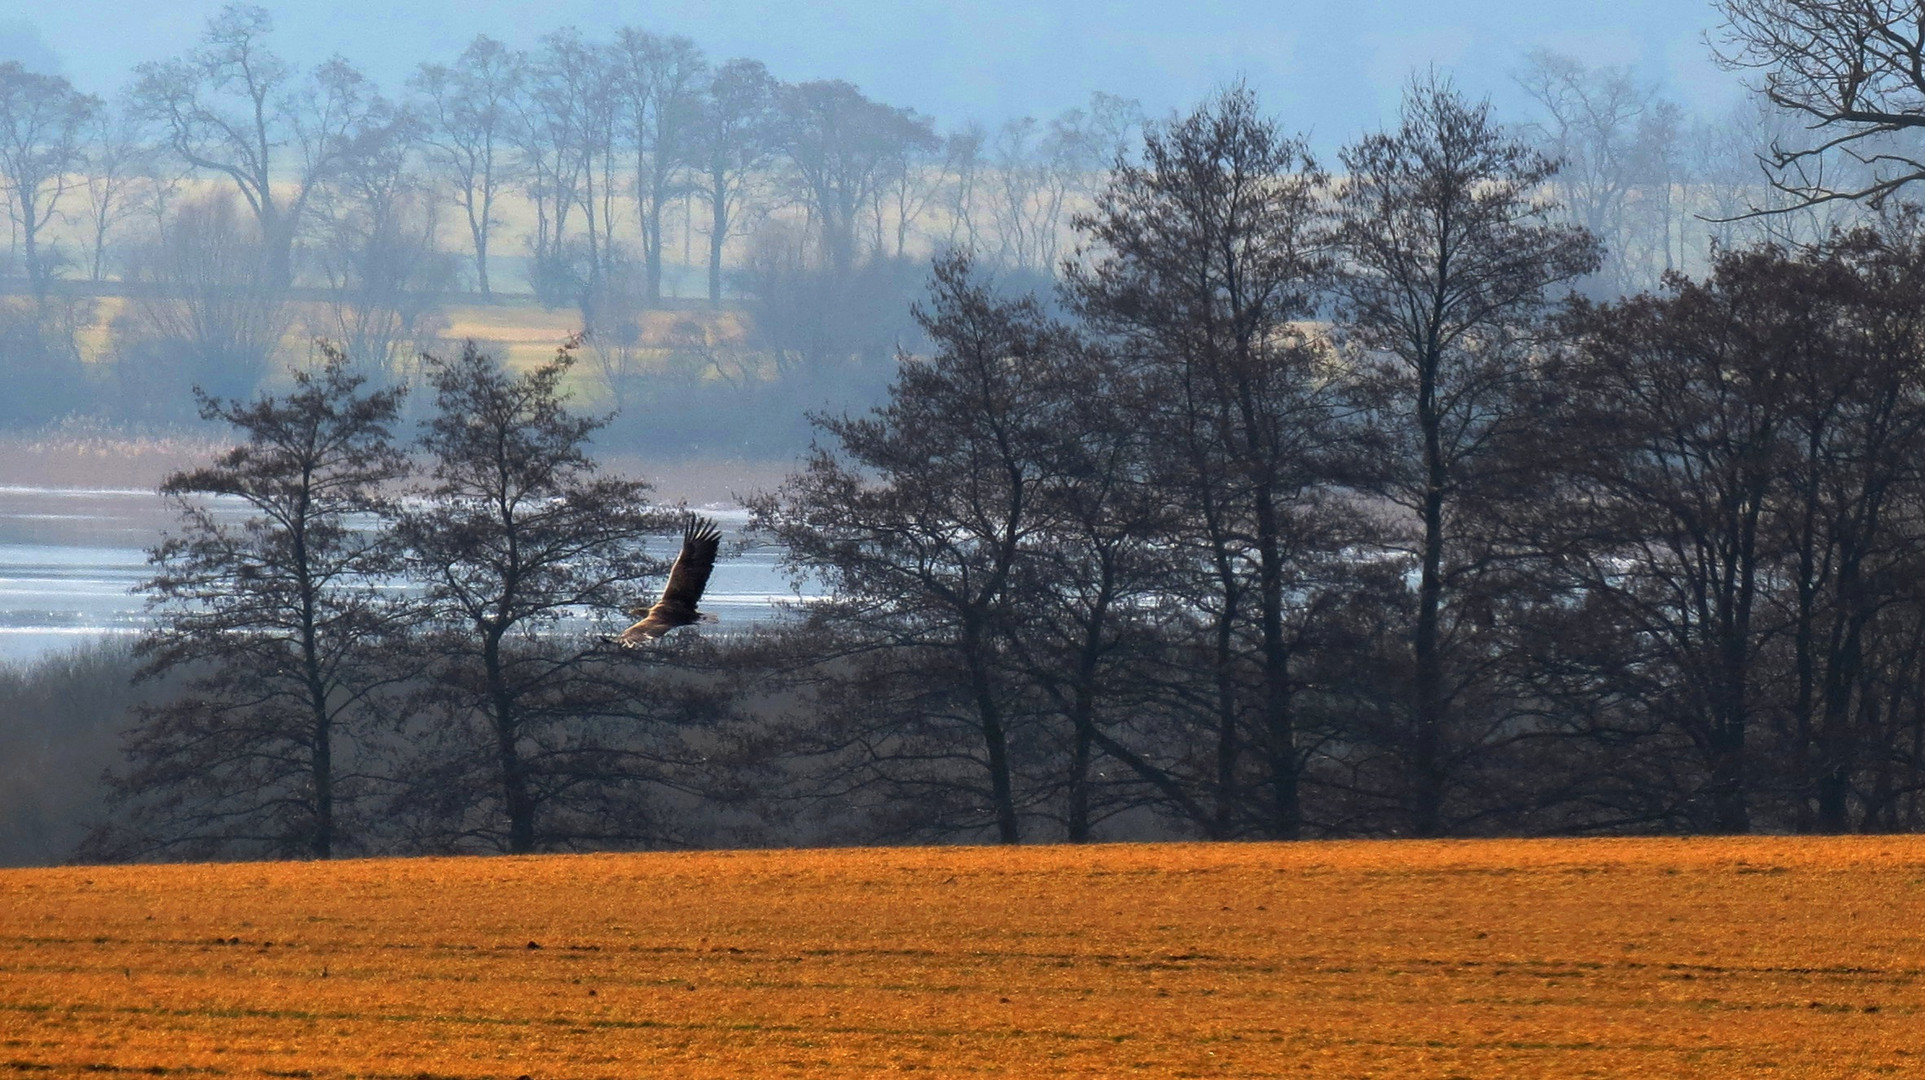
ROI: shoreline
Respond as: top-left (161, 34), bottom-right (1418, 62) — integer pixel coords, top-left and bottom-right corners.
top-left (0, 431), bottom-right (794, 506)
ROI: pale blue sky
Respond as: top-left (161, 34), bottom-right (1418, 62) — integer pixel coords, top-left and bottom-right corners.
top-left (0, 1), bottom-right (1746, 148)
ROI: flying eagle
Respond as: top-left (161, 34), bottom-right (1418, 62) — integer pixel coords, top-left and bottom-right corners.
top-left (615, 515), bottom-right (723, 648)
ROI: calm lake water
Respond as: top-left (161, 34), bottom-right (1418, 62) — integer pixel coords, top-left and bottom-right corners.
top-left (0, 485), bottom-right (802, 666)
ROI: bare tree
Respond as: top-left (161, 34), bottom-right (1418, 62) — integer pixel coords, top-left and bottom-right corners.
top-left (877, 121), bottom-right (945, 260)
top-left (78, 97), bottom-right (162, 284)
top-left (91, 347), bottom-right (410, 860)
top-left (614, 29), bottom-right (706, 303)
top-left (776, 80), bottom-right (938, 276)
top-left (510, 35), bottom-right (586, 299)
top-left (396, 340), bottom-right (666, 853)
top-left (0, 62), bottom-right (95, 300)
top-left (121, 192), bottom-right (293, 405)
top-left (985, 116), bottom-right (1066, 271)
top-left (518, 29), bottom-right (626, 305)
top-left (1716, 0), bottom-right (1925, 209)
top-left (310, 113), bottom-right (455, 375)
top-left (940, 124), bottom-right (986, 252)
top-left (754, 254), bottom-right (1076, 844)
top-left (980, 94), bottom-right (1141, 275)
top-left (1004, 348), bottom-right (1190, 841)
top-left (1546, 247), bottom-right (1843, 833)
top-left (1334, 76), bottom-right (1598, 836)
top-left (411, 35), bottom-right (523, 299)
top-left (691, 58), bottom-right (776, 306)
top-left (1762, 225), bottom-right (1925, 832)
top-left (1068, 85), bottom-right (1340, 839)
top-left (1515, 50), bottom-right (1672, 293)
top-left (132, 4), bottom-right (393, 287)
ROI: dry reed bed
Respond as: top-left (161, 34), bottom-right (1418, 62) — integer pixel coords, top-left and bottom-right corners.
top-left (2, 837), bottom-right (1921, 1077)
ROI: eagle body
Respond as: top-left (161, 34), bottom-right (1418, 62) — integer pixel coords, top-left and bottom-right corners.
top-left (616, 515), bottom-right (723, 647)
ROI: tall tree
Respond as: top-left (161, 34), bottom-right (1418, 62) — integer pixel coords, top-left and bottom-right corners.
top-left (981, 94), bottom-right (1142, 274)
top-left (517, 30), bottom-right (624, 307)
top-left (0, 62), bottom-right (96, 300)
top-left (310, 111), bottom-right (454, 376)
top-left (397, 340), bottom-right (664, 854)
top-left (411, 35), bottom-right (524, 300)
top-left (1548, 247), bottom-right (1841, 833)
top-left (691, 58), bottom-right (776, 306)
top-left (1068, 85), bottom-right (1340, 839)
top-left (1764, 226), bottom-right (1925, 832)
top-left (510, 35), bottom-right (585, 300)
top-left (614, 29), bottom-right (706, 303)
top-left (133, 4), bottom-right (393, 287)
top-left (1004, 348), bottom-right (1194, 841)
top-left (122, 191), bottom-right (293, 405)
top-left (1515, 51), bottom-right (1669, 293)
top-left (78, 96), bottom-right (161, 284)
top-left (1334, 77), bottom-right (1597, 836)
top-left (754, 255), bottom-right (1075, 844)
top-left (985, 116), bottom-right (1067, 272)
top-left (776, 80), bottom-right (937, 277)
top-left (91, 347), bottom-right (410, 860)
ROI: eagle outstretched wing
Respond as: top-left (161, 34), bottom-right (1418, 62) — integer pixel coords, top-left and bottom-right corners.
top-left (616, 515), bottom-right (722, 647)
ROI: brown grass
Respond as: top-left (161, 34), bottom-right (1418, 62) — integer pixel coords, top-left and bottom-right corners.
top-left (4, 837), bottom-right (1921, 1078)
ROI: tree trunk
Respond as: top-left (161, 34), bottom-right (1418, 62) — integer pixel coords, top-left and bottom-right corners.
top-left (485, 635), bottom-right (536, 853)
top-left (1707, 717), bottom-right (1750, 833)
top-left (260, 202), bottom-right (295, 291)
top-left (311, 712), bottom-right (333, 858)
top-left (18, 202), bottom-right (45, 304)
top-left (1067, 690), bottom-right (1093, 843)
top-left (1252, 484), bottom-right (1299, 840)
top-left (963, 618), bottom-right (1019, 843)
top-left (645, 191), bottom-right (665, 303)
top-left (1816, 564), bottom-right (1870, 833)
top-left (709, 166), bottom-right (728, 307)
top-left (470, 211), bottom-right (492, 300)
top-left (1411, 360), bottom-right (1448, 838)
top-left (1212, 604), bottom-right (1240, 840)
top-left (1065, 561), bottom-right (1117, 843)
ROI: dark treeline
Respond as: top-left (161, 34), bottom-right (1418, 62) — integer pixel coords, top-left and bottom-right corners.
top-left (746, 83), bottom-right (1925, 844)
top-left (36, 75), bottom-right (1925, 866)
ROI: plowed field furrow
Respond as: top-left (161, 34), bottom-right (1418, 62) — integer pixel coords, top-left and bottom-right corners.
top-left (3, 838), bottom-right (1924, 1077)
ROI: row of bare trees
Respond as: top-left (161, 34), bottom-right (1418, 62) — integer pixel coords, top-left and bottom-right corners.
top-left (85, 339), bottom-right (712, 860)
top-left (6, 6), bottom-right (1898, 316)
top-left (0, 4), bottom-right (1158, 438)
top-left (0, 4), bottom-right (1144, 310)
top-left (13, 0), bottom-right (1925, 322)
top-left (69, 0), bottom-right (1925, 857)
top-left (754, 82), bottom-right (1925, 844)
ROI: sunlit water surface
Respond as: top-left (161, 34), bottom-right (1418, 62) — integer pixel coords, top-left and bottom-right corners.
top-left (0, 486), bottom-right (804, 666)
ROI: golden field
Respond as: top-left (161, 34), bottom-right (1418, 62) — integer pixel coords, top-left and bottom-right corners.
top-left (3, 838), bottom-right (1922, 1078)
top-left (47, 292), bottom-right (740, 386)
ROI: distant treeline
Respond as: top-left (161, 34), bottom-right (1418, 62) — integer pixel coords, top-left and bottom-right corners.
top-left (9, 81), bottom-right (1925, 867)
top-left (0, 3), bottom-right (1881, 457)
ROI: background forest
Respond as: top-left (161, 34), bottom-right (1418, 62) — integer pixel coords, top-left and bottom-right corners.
top-left (0, 3), bottom-right (1865, 449)
top-left (8, 1), bottom-right (1925, 863)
